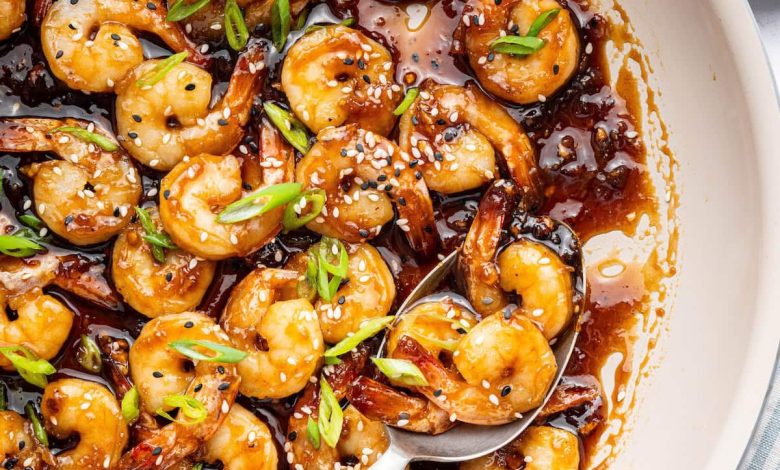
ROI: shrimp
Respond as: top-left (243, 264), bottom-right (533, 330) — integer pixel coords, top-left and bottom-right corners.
top-left (0, 0), bottom-right (24, 41)
top-left (391, 312), bottom-right (557, 425)
top-left (296, 125), bottom-right (437, 257)
top-left (463, 0), bottom-right (580, 105)
top-left (0, 410), bottom-right (55, 469)
top-left (458, 180), bottom-right (576, 338)
top-left (41, 378), bottom-right (129, 469)
top-left (123, 312), bottom-right (240, 468)
top-left (460, 426), bottom-right (580, 470)
top-left (41, 0), bottom-right (207, 93)
top-left (0, 117), bottom-right (142, 246)
top-left (398, 81), bottom-right (542, 204)
top-left (283, 242), bottom-right (396, 344)
top-left (115, 46), bottom-right (264, 170)
top-left (158, 119), bottom-right (295, 260)
top-left (202, 404), bottom-right (278, 470)
top-left (220, 268), bottom-right (323, 399)
top-left (282, 25), bottom-right (402, 136)
top-left (111, 205), bottom-right (217, 318)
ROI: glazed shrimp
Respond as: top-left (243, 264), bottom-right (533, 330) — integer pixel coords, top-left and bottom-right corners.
top-left (391, 312), bottom-right (557, 425)
top-left (297, 125), bottom-right (437, 257)
top-left (124, 312), bottom-right (240, 468)
top-left (221, 268), bottom-right (323, 399)
top-left (202, 404), bottom-right (278, 470)
top-left (398, 81), bottom-right (541, 203)
top-left (0, 410), bottom-right (55, 469)
top-left (463, 0), bottom-right (580, 104)
top-left (115, 46), bottom-right (264, 170)
top-left (0, 0), bottom-right (25, 41)
top-left (111, 205), bottom-right (216, 318)
top-left (460, 426), bottom-right (580, 470)
top-left (41, 378), bottom-right (129, 469)
top-left (41, 0), bottom-right (207, 93)
top-left (283, 242), bottom-right (396, 344)
top-left (282, 25), bottom-right (402, 136)
top-left (0, 117), bottom-right (141, 245)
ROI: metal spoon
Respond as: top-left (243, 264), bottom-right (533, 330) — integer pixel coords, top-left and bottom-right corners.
top-left (371, 220), bottom-right (586, 469)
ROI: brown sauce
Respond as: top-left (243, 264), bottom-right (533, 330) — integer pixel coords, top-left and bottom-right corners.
top-left (0, 0), bottom-right (676, 468)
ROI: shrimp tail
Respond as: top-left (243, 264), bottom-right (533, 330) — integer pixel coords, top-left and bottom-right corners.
top-left (0, 117), bottom-right (58, 152)
top-left (223, 45), bottom-right (266, 121)
top-left (142, 0), bottom-right (211, 67)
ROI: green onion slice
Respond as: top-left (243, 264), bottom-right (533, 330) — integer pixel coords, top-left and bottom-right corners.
top-left (18, 214), bottom-right (44, 230)
top-left (295, 7), bottom-right (309, 30)
top-left (75, 334), bottom-right (103, 373)
top-left (315, 258), bottom-right (341, 302)
top-left (0, 346), bottom-right (56, 388)
top-left (304, 17), bottom-right (356, 33)
top-left (371, 357), bottom-right (429, 386)
top-left (0, 234), bottom-right (45, 258)
top-left (0, 383), bottom-right (7, 410)
top-left (168, 339), bottom-right (248, 363)
top-left (317, 378), bottom-right (343, 448)
top-left (216, 182), bottom-right (303, 224)
top-left (271, 0), bottom-right (291, 50)
top-left (410, 332), bottom-right (459, 352)
top-left (283, 189), bottom-right (325, 231)
top-left (263, 102), bottom-right (310, 154)
top-left (192, 463), bottom-right (204, 470)
top-left (167, 0), bottom-right (211, 22)
top-left (324, 316), bottom-right (394, 357)
top-left (122, 386), bottom-right (141, 424)
top-left (489, 35), bottom-right (546, 56)
top-left (25, 402), bottom-right (49, 447)
top-left (52, 126), bottom-right (118, 152)
top-left (393, 87), bottom-right (419, 116)
top-left (156, 394), bottom-right (208, 424)
top-left (306, 416), bottom-right (321, 449)
top-left (323, 356), bottom-right (342, 365)
top-left (317, 237), bottom-right (348, 278)
top-left (136, 51), bottom-right (189, 88)
top-left (526, 8), bottom-right (561, 37)
top-left (224, 0), bottom-right (249, 51)
top-left (135, 206), bottom-right (176, 263)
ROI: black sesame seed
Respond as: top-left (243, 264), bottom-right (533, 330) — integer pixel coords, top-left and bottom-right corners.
top-left (343, 58), bottom-right (354, 65)
top-left (430, 59), bottom-right (439, 69)
top-left (510, 24), bottom-right (519, 34)
top-left (356, 143), bottom-right (364, 152)
top-left (415, 171), bottom-right (422, 180)
top-left (434, 152), bottom-right (443, 161)
top-left (132, 114), bottom-right (142, 123)
top-left (5, 457), bottom-right (18, 468)
top-left (472, 14), bottom-right (479, 25)
top-left (409, 159), bottom-right (419, 168)
top-left (340, 148), bottom-right (348, 157)
top-left (69, 0), bottom-right (78, 4)
top-left (398, 412), bottom-right (410, 420)
top-left (217, 365), bottom-right (225, 374)
top-left (411, 116), bottom-right (419, 125)
top-left (184, 321), bottom-right (194, 328)
top-left (194, 383), bottom-right (203, 392)
top-left (411, 53), bottom-right (419, 63)
top-left (153, 371), bottom-right (163, 378)
top-left (163, 189), bottom-right (171, 199)
top-left (436, 118), bottom-right (446, 126)
top-left (358, 229), bottom-right (369, 237)
top-left (337, 296), bottom-right (345, 304)
top-left (64, 215), bottom-right (74, 225)
top-left (456, 328), bottom-right (467, 334)
top-left (218, 382), bottom-right (230, 391)
top-left (503, 308), bottom-right (512, 320)
top-left (424, 225), bottom-right (433, 233)
top-left (288, 431), bottom-right (298, 441)
top-left (368, 181), bottom-right (378, 189)
top-left (185, 83), bottom-right (196, 91)
top-left (128, 131), bottom-right (138, 139)
top-left (433, 389), bottom-right (442, 397)
top-left (394, 168), bottom-right (401, 177)
top-left (360, 182), bottom-right (369, 190)
top-left (398, 197), bottom-right (407, 206)
top-left (487, 52), bottom-right (495, 62)
top-left (113, 207), bottom-right (121, 217)
top-left (501, 385), bottom-right (512, 397)
top-left (553, 64), bottom-right (560, 75)
top-left (494, 0), bottom-right (502, 4)
top-left (68, 23), bottom-right (76, 30)
top-left (362, 74), bottom-right (371, 83)
top-left (377, 174), bottom-right (387, 182)
top-left (18, 441), bottom-right (25, 450)
top-left (152, 446), bottom-right (162, 456)
top-left (443, 128), bottom-right (457, 142)
top-left (146, 2), bottom-right (156, 9)
top-left (56, 50), bottom-right (63, 59)
top-left (111, 33), bottom-right (121, 41)
top-left (357, 59), bottom-right (366, 70)
top-left (218, 119), bottom-right (229, 126)
top-left (384, 184), bottom-right (393, 192)
top-left (165, 272), bottom-right (173, 282)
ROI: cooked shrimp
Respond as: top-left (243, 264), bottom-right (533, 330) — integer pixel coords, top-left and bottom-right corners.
top-left (123, 312), bottom-right (240, 468)
top-left (202, 404), bottom-right (278, 470)
top-left (221, 268), bottom-right (323, 399)
top-left (283, 242), bottom-right (395, 344)
top-left (115, 46), bottom-right (264, 170)
top-left (391, 312), bottom-right (557, 425)
top-left (398, 81), bottom-right (541, 203)
top-left (463, 0), bottom-right (580, 104)
top-left (0, 117), bottom-right (141, 245)
top-left (111, 205), bottom-right (216, 318)
top-left (0, 0), bottom-right (25, 41)
top-left (460, 426), bottom-right (580, 470)
top-left (41, 378), bottom-right (129, 469)
top-left (282, 25), bottom-right (402, 136)
top-left (0, 410), bottom-right (55, 469)
top-left (41, 0), bottom-right (207, 93)
top-left (296, 125), bottom-right (437, 257)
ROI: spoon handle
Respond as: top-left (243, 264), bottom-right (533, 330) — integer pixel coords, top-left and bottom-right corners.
top-left (372, 444), bottom-right (412, 470)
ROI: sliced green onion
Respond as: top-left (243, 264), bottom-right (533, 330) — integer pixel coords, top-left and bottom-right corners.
top-left (489, 35), bottom-right (546, 56)
top-left (304, 17), bottom-right (356, 33)
top-left (295, 7), bottom-right (309, 30)
top-left (217, 182), bottom-right (302, 224)
top-left (192, 463), bottom-right (204, 470)
top-left (52, 126), bottom-right (118, 152)
top-left (410, 332), bottom-right (459, 352)
top-left (271, 0), bottom-right (291, 50)
top-left (323, 356), bottom-right (342, 365)
top-left (169, 339), bottom-right (248, 363)
top-left (297, 257), bottom-right (318, 301)
top-left (122, 386), bottom-right (141, 424)
top-left (18, 214), bottom-right (44, 230)
top-left (317, 378), bottom-right (343, 448)
top-left (263, 102), bottom-right (310, 154)
top-left (317, 237), bottom-right (348, 278)
top-left (283, 189), bottom-right (325, 231)
top-left (306, 416), bottom-right (321, 449)
top-left (75, 334), bottom-right (103, 373)
top-left (0, 384), bottom-right (7, 410)
top-left (324, 316), bottom-right (394, 357)
top-left (315, 258), bottom-right (341, 302)
top-left (0, 234), bottom-right (45, 258)
top-left (224, 0), bottom-right (249, 51)
top-left (136, 51), bottom-right (189, 88)
top-left (371, 357), bottom-right (429, 386)
top-left (156, 394), bottom-right (208, 424)
top-left (0, 346), bottom-right (56, 388)
top-left (393, 87), bottom-right (419, 116)
top-left (25, 402), bottom-right (49, 447)
top-left (135, 206), bottom-right (176, 263)
top-left (526, 8), bottom-right (561, 37)
top-left (167, 0), bottom-right (211, 21)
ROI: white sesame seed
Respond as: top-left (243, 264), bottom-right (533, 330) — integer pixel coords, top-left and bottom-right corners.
top-left (200, 232), bottom-right (208, 242)
top-left (489, 394), bottom-right (499, 405)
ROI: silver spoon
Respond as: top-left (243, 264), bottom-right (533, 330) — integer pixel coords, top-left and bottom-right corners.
top-left (371, 221), bottom-right (586, 469)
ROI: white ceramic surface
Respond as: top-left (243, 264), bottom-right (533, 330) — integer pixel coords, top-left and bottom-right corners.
top-left (611, 0), bottom-right (780, 468)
